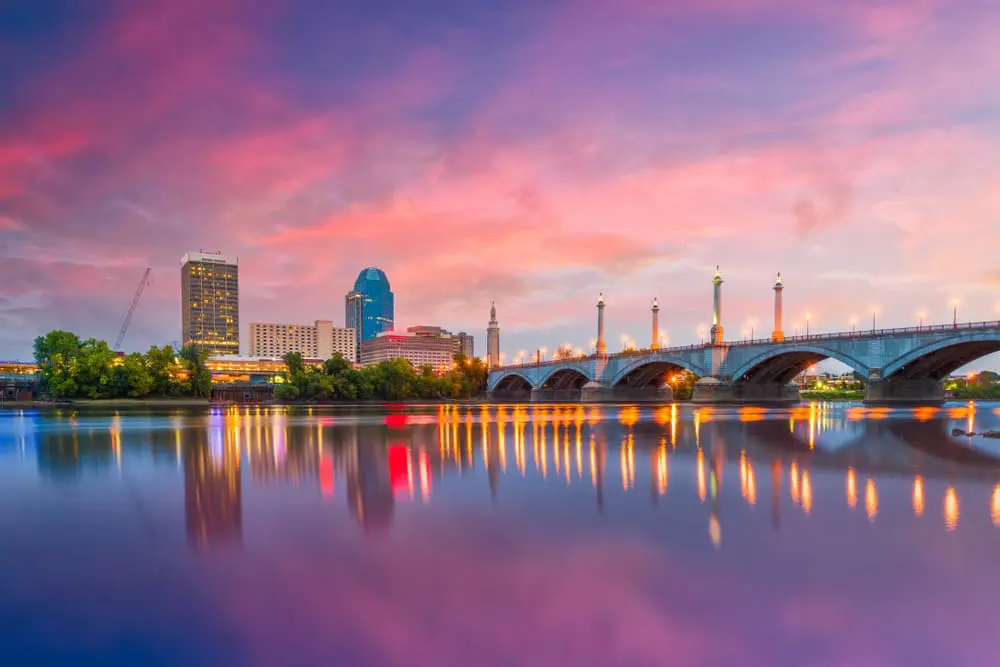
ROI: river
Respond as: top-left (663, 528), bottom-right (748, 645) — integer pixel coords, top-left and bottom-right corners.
top-left (2, 401), bottom-right (1000, 666)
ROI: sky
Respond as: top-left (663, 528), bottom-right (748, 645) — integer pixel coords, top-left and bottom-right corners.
top-left (2, 0), bottom-right (1000, 366)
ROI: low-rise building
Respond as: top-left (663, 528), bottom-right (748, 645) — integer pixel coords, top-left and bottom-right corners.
top-left (205, 355), bottom-right (324, 384)
top-left (249, 320), bottom-right (355, 361)
top-left (359, 326), bottom-right (462, 372)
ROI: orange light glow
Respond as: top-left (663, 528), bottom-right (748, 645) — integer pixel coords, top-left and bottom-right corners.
top-left (801, 470), bottom-right (812, 515)
top-left (992, 485), bottom-right (1000, 527)
top-left (865, 478), bottom-right (878, 521)
top-left (696, 448), bottom-right (706, 502)
top-left (944, 487), bottom-right (959, 531)
top-left (912, 476), bottom-right (924, 517)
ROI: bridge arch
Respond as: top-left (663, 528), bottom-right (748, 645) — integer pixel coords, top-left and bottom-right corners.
top-left (536, 364), bottom-right (593, 390)
top-left (489, 371), bottom-right (534, 392)
top-left (729, 344), bottom-right (870, 385)
top-left (611, 354), bottom-right (707, 388)
top-left (882, 332), bottom-right (1000, 381)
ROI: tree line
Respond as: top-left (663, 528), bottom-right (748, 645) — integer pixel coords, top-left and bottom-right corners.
top-left (273, 351), bottom-right (488, 401)
top-left (31, 330), bottom-right (489, 402)
top-left (33, 330), bottom-right (213, 399)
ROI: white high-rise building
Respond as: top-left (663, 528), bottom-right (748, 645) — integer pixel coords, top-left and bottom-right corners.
top-left (248, 320), bottom-right (356, 360)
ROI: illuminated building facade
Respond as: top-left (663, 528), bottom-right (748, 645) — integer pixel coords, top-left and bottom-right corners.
top-left (181, 251), bottom-right (239, 355)
top-left (204, 355), bottom-right (324, 383)
top-left (249, 320), bottom-right (355, 360)
top-left (359, 326), bottom-right (461, 371)
top-left (345, 267), bottom-right (394, 360)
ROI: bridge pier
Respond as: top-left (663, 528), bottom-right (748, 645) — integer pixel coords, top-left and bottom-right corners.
top-left (487, 389), bottom-right (532, 402)
top-left (579, 382), bottom-right (673, 403)
top-left (864, 375), bottom-right (944, 406)
top-left (691, 378), bottom-right (801, 405)
top-left (529, 388), bottom-right (583, 402)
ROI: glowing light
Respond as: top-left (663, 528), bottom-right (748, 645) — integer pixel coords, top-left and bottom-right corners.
top-left (656, 442), bottom-right (668, 495)
top-left (696, 448), bottom-right (706, 502)
top-left (944, 487), bottom-right (959, 531)
top-left (708, 515), bottom-right (721, 549)
top-left (912, 476), bottom-right (924, 517)
top-left (801, 470), bottom-right (812, 515)
top-left (790, 461), bottom-right (800, 504)
top-left (992, 485), bottom-right (1000, 527)
top-left (846, 468), bottom-right (858, 509)
top-left (865, 478), bottom-right (878, 521)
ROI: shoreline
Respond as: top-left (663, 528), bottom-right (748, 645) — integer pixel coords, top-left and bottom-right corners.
top-left (0, 396), bottom-right (1000, 412)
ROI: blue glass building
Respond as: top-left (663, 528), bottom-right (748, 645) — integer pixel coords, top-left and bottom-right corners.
top-left (345, 267), bottom-right (394, 358)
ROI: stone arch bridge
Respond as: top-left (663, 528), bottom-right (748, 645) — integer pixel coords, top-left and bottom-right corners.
top-left (488, 322), bottom-right (1000, 405)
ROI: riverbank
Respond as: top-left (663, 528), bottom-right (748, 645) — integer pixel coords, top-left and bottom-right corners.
top-left (1, 398), bottom-right (211, 410)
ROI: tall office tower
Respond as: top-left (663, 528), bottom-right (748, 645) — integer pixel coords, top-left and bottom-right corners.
top-left (345, 267), bottom-right (394, 360)
top-left (181, 251), bottom-right (239, 355)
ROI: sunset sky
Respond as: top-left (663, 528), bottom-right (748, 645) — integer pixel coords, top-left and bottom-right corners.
top-left (2, 0), bottom-right (1000, 364)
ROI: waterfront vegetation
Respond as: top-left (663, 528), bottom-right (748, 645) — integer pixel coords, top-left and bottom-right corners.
top-left (272, 351), bottom-right (488, 401)
top-left (32, 330), bottom-right (211, 399)
top-left (30, 330), bottom-right (488, 402)
top-left (800, 390), bottom-right (866, 401)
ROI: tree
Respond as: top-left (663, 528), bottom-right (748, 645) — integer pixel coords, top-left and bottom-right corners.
top-left (179, 345), bottom-right (212, 398)
top-left (112, 352), bottom-right (154, 398)
top-left (145, 345), bottom-right (183, 395)
top-left (977, 371), bottom-right (1000, 387)
top-left (273, 383), bottom-right (300, 400)
top-left (323, 353), bottom-right (353, 376)
top-left (75, 338), bottom-right (117, 398)
top-left (33, 330), bottom-right (83, 398)
top-left (370, 358), bottom-right (418, 400)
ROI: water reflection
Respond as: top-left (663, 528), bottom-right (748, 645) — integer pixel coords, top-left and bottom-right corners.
top-left (7, 403), bottom-right (1000, 666)
top-left (9, 403), bottom-right (1000, 548)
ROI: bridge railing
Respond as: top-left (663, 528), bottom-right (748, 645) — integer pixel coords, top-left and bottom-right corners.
top-left (493, 320), bottom-right (1000, 371)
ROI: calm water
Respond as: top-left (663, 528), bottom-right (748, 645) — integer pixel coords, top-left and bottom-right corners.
top-left (2, 402), bottom-right (1000, 666)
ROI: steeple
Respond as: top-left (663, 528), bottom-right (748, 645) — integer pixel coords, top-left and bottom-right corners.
top-left (487, 302), bottom-right (500, 368)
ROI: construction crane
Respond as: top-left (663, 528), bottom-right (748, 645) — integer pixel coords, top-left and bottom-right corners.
top-left (114, 267), bottom-right (152, 351)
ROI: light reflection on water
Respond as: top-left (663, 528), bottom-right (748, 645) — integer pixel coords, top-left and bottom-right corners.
top-left (1, 402), bottom-right (1000, 666)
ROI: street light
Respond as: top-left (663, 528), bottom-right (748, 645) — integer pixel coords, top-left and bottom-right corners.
top-left (871, 307), bottom-right (879, 333)
top-left (952, 298), bottom-right (959, 328)
top-left (850, 316), bottom-right (858, 334)
top-left (917, 310), bottom-right (925, 330)
top-left (805, 312), bottom-right (811, 337)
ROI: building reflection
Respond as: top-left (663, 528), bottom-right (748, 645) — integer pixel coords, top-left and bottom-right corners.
top-left (15, 404), bottom-right (1000, 546)
top-left (184, 430), bottom-right (242, 550)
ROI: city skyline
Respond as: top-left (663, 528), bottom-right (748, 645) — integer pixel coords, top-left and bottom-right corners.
top-left (3, 1), bottom-right (1000, 368)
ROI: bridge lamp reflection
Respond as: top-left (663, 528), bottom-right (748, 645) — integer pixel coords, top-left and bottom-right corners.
top-left (992, 485), bottom-right (1000, 526)
top-left (944, 487), bottom-right (959, 531)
